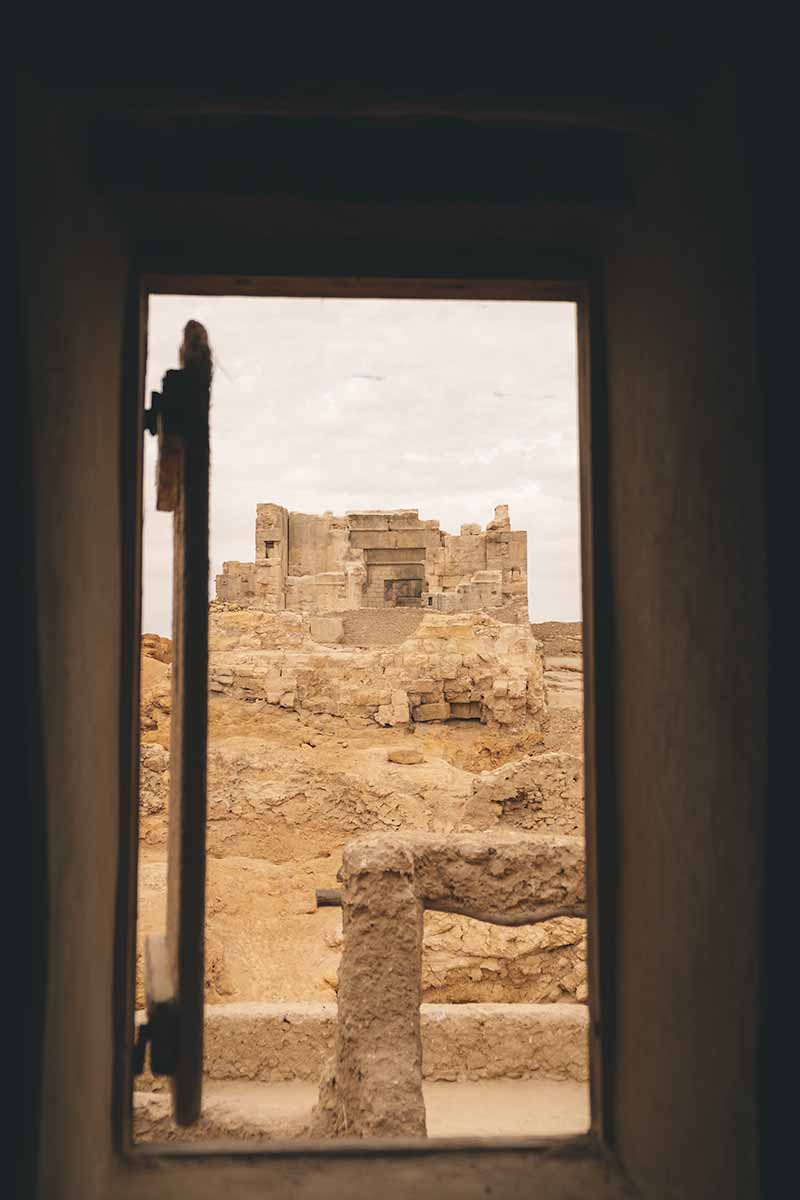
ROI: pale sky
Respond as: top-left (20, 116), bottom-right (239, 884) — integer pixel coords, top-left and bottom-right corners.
top-left (143, 296), bottom-right (581, 636)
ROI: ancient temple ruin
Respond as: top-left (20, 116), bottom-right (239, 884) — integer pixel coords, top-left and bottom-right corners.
top-left (216, 503), bottom-right (528, 620)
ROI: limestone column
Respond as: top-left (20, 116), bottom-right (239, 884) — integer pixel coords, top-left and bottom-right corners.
top-left (310, 837), bottom-right (426, 1138)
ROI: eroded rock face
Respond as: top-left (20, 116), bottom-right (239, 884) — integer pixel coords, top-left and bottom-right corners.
top-left (467, 751), bottom-right (584, 836)
top-left (423, 913), bottom-right (587, 1004)
top-left (141, 632), bottom-right (172, 663)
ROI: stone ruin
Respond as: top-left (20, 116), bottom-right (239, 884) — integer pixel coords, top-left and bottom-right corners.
top-left (205, 605), bottom-right (545, 730)
top-left (134, 503), bottom-right (589, 1142)
top-left (216, 502), bottom-right (528, 621)
top-left (310, 832), bottom-right (586, 1139)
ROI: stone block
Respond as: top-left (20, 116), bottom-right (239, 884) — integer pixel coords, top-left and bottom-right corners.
top-left (487, 504), bottom-right (511, 531)
top-left (388, 749), bottom-right (425, 764)
top-left (406, 678), bottom-right (439, 693)
top-left (309, 615), bottom-right (344, 644)
top-left (345, 513), bottom-right (390, 531)
top-left (134, 1001), bottom-right (588, 1090)
top-left (350, 530), bottom-right (442, 551)
top-left (412, 701), bottom-right (451, 722)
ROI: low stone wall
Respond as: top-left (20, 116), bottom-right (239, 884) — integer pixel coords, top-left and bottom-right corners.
top-left (136, 1000), bottom-right (589, 1088)
top-left (208, 606), bottom-right (546, 730)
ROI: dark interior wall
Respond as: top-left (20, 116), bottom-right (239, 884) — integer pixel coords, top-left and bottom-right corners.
top-left (605, 75), bottom-right (766, 1197)
top-left (19, 60), bottom-right (770, 1199)
top-left (18, 79), bottom-right (129, 1199)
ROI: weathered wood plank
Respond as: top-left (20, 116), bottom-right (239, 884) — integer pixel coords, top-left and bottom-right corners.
top-left (141, 322), bottom-right (212, 1126)
top-left (166, 327), bottom-right (211, 1126)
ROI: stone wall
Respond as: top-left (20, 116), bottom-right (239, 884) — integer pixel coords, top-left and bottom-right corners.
top-left (530, 621), bottom-right (583, 749)
top-left (135, 1001), bottom-right (589, 1092)
top-left (217, 502), bottom-right (529, 620)
top-left (338, 607), bottom-right (425, 645)
top-left (207, 605), bottom-right (546, 730)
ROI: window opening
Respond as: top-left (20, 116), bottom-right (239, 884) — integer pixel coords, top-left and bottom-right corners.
top-left (135, 290), bottom-right (587, 1146)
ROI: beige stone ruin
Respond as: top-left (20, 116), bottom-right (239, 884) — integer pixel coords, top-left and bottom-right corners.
top-left (216, 502), bottom-right (528, 621)
top-left (310, 831), bottom-right (586, 1139)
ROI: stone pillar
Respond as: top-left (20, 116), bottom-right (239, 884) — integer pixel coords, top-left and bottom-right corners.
top-left (310, 838), bottom-right (426, 1138)
top-left (344, 559), bottom-right (367, 609)
top-left (254, 503), bottom-right (288, 608)
top-left (487, 503), bottom-right (511, 531)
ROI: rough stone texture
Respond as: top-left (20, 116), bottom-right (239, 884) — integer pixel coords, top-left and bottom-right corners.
top-left (217, 502), bottom-right (529, 621)
top-left (311, 832), bottom-right (584, 1137)
top-left (205, 605), bottom-right (546, 731)
top-left (139, 653), bottom-right (171, 732)
top-left (310, 839), bottom-right (427, 1139)
top-left (528, 621), bottom-right (584, 757)
top-left (139, 741), bottom-right (477, 862)
top-left (136, 856), bottom-right (587, 1011)
top-left (141, 632), bottom-right (172, 663)
top-left (408, 832), bottom-right (584, 919)
top-left (413, 701), bottom-right (451, 722)
top-left (136, 615), bottom-right (587, 1074)
top-left (423, 914), bottom-right (587, 1004)
top-left (530, 622), bottom-right (583, 658)
top-left (467, 751), bottom-right (584, 836)
top-left (135, 1001), bottom-right (588, 1095)
top-left (421, 1002), bottom-right (588, 1082)
top-left (531, 620), bottom-right (584, 715)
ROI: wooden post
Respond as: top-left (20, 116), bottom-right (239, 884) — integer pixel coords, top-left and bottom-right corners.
top-left (142, 322), bottom-right (211, 1125)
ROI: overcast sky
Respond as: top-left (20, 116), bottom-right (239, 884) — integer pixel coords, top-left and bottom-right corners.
top-left (143, 296), bottom-right (581, 636)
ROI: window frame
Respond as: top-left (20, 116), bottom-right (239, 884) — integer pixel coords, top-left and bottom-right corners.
top-left (112, 269), bottom-right (620, 1197)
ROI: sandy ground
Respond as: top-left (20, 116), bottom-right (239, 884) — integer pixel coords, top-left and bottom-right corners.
top-left (135, 1078), bottom-right (590, 1142)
